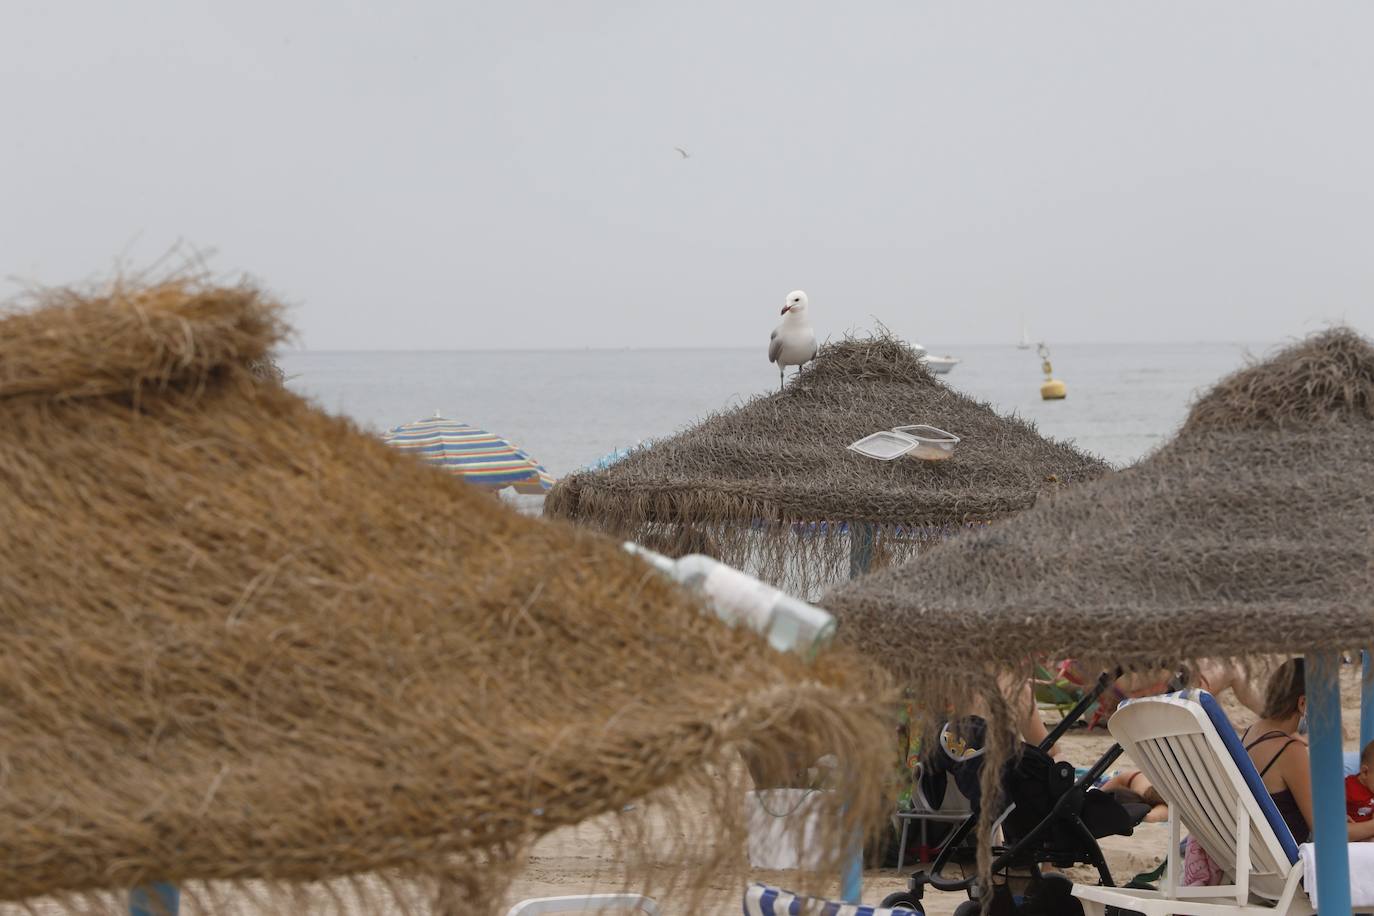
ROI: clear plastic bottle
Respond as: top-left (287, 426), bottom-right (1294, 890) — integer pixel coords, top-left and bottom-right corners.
top-left (623, 542), bottom-right (837, 658)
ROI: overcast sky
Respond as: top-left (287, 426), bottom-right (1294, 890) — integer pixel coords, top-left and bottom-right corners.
top-left (3, 2), bottom-right (1373, 350)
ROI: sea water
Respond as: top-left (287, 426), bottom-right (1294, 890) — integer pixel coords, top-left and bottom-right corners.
top-left (280, 341), bottom-right (1272, 474)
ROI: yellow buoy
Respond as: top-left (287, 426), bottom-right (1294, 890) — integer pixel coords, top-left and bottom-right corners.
top-left (1036, 343), bottom-right (1067, 399)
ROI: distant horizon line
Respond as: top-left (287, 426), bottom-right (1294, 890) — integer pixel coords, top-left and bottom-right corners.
top-left (278, 338), bottom-right (1275, 355)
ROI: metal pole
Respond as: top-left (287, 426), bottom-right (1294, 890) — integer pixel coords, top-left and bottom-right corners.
top-left (840, 522), bottom-right (876, 904)
top-left (840, 836), bottom-right (863, 905)
top-left (1362, 650), bottom-right (1374, 759)
top-left (129, 883), bottom-right (179, 916)
top-left (848, 522), bottom-right (875, 580)
top-left (1306, 651), bottom-right (1351, 916)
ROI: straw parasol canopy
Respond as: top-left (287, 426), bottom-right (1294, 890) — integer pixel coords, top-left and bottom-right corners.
top-left (0, 278), bottom-right (895, 913)
top-left (546, 334), bottom-right (1108, 594)
top-left (824, 326), bottom-right (1374, 724)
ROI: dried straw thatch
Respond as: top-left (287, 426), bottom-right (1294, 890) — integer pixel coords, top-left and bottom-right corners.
top-left (825, 326), bottom-right (1374, 754)
top-left (0, 279), bottom-right (895, 913)
top-left (546, 335), bottom-right (1108, 594)
top-left (821, 327), bottom-right (1374, 878)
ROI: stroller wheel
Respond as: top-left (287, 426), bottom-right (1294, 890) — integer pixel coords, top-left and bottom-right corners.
top-left (877, 890), bottom-right (924, 912)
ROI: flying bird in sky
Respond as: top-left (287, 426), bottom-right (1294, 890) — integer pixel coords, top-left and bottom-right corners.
top-left (674, 146), bottom-right (690, 159)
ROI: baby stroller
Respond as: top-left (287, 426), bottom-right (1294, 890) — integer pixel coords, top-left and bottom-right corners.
top-left (881, 672), bottom-right (1159, 915)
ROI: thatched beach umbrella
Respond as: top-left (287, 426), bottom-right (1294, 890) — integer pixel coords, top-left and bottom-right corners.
top-left (825, 327), bottom-right (1374, 697)
top-left (546, 335), bottom-right (1108, 595)
top-left (0, 279), bottom-right (894, 913)
top-left (823, 327), bottom-right (1374, 910)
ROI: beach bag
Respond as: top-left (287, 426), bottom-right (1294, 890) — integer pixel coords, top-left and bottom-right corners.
top-left (1182, 836), bottom-right (1224, 886)
top-left (744, 789), bottom-right (829, 870)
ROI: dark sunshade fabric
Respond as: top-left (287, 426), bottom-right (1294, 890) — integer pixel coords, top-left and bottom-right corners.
top-left (546, 335), bottom-right (1108, 594)
top-left (0, 279), bottom-right (895, 913)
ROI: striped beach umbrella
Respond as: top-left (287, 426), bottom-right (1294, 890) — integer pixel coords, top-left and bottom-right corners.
top-left (382, 415), bottom-right (555, 494)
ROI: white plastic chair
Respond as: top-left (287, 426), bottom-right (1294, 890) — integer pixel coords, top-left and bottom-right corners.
top-left (892, 762), bottom-right (974, 871)
top-left (1071, 690), bottom-right (1314, 915)
top-left (504, 894), bottom-right (659, 915)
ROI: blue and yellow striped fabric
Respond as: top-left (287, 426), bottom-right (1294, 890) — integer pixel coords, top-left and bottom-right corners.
top-left (743, 884), bottom-right (901, 916)
top-left (382, 417), bottom-right (555, 495)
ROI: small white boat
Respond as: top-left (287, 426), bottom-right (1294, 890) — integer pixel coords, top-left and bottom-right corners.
top-left (924, 355), bottom-right (959, 375)
top-left (1017, 322), bottom-right (1033, 350)
top-left (911, 342), bottom-right (959, 375)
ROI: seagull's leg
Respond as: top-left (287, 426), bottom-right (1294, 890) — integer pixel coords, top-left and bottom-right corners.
top-left (779, 365), bottom-right (785, 390)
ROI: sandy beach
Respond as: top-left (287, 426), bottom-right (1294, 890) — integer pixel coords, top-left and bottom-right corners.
top-left (498, 668), bottom-right (1365, 915)
top-left (0, 683), bottom-right (1320, 916)
top-left (497, 730), bottom-right (1138, 915)
top-left (0, 672), bottom-right (1350, 916)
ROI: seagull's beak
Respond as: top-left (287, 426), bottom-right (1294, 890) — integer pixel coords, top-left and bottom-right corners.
top-left (780, 304), bottom-right (792, 315)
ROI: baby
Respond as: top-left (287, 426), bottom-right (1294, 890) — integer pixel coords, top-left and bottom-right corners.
top-left (1347, 740), bottom-right (1374, 833)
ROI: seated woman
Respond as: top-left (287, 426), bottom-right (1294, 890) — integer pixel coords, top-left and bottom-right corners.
top-left (1237, 657), bottom-right (1374, 844)
top-left (1076, 659), bottom-right (1326, 831)
top-left (917, 673), bottom-right (1064, 763)
top-left (902, 673), bottom-right (1068, 815)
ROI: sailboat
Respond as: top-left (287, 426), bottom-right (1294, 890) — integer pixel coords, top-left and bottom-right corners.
top-left (1017, 322), bottom-right (1032, 350)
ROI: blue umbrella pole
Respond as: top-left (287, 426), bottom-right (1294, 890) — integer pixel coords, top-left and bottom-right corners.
top-left (1306, 651), bottom-right (1351, 915)
top-left (1362, 650), bottom-right (1374, 756)
top-left (840, 828), bottom-right (864, 905)
top-left (840, 522), bottom-right (877, 904)
top-left (848, 523), bottom-right (875, 580)
top-left (129, 883), bottom-right (178, 916)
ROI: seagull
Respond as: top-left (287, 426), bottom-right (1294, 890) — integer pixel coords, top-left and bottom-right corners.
top-left (768, 290), bottom-right (818, 390)
top-left (674, 146), bottom-right (690, 159)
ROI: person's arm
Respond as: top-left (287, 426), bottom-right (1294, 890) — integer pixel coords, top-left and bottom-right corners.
top-left (1099, 771), bottom-right (1134, 793)
top-left (1229, 672), bottom-right (1267, 719)
top-left (1283, 739), bottom-right (1316, 838)
top-left (1014, 679), bottom-right (1060, 757)
top-left (1350, 816), bottom-right (1374, 841)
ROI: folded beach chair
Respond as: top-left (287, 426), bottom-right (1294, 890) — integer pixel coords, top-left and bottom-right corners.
top-left (505, 894), bottom-right (659, 914)
top-left (1037, 661), bottom-right (1127, 731)
top-left (1071, 690), bottom-right (1315, 915)
top-left (1033, 662), bottom-right (1091, 720)
top-left (743, 883), bottom-right (904, 915)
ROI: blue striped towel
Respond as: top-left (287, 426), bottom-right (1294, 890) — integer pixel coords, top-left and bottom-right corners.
top-left (743, 884), bottom-right (902, 916)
